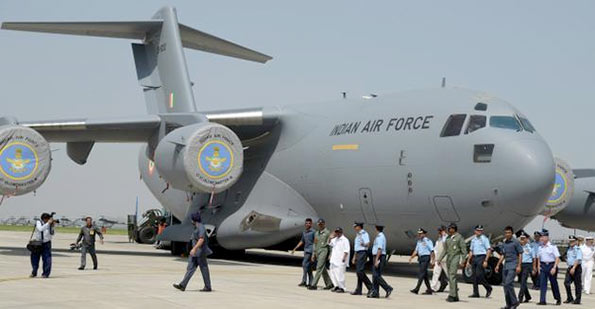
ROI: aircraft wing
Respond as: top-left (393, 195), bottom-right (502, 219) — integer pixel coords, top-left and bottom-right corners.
top-left (17, 108), bottom-right (279, 143)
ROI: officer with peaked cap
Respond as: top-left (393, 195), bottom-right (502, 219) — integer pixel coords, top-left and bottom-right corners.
top-left (438, 223), bottom-right (467, 302)
top-left (535, 229), bottom-right (562, 305)
top-left (409, 228), bottom-right (434, 295)
top-left (531, 230), bottom-right (542, 290)
top-left (518, 231), bottom-right (534, 303)
top-left (466, 224), bottom-right (493, 298)
top-left (563, 235), bottom-right (582, 304)
top-left (351, 221), bottom-right (372, 295)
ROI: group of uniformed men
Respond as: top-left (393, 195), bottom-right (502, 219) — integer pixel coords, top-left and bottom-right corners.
top-left (291, 219), bottom-right (595, 309)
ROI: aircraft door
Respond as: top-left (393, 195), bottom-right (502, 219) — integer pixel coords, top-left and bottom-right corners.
top-left (359, 188), bottom-right (378, 224)
top-left (433, 195), bottom-right (460, 222)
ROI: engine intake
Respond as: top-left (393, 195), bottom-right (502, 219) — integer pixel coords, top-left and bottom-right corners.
top-left (0, 125), bottom-right (51, 196)
top-left (154, 122), bottom-right (243, 193)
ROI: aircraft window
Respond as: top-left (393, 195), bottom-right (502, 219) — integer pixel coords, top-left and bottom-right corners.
top-left (440, 114), bottom-right (467, 137)
top-left (519, 117), bottom-right (535, 133)
top-left (474, 103), bottom-right (488, 111)
top-left (489, 116), bottom-right (522, 131)
top-left (465, 115), bottom-right (486, 134)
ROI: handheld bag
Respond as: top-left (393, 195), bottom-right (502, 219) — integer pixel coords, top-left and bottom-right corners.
top-left (26, 222), bottom-right (43, 254)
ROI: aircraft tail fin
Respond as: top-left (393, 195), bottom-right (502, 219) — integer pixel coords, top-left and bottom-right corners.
top-left (2, 6), bottom-right (272, 114)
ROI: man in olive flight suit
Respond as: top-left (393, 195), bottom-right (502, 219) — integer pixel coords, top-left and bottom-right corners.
top-left (437, 223), bottom-right (468, 302)
top-left (308, 218), bottom-right (334, 290)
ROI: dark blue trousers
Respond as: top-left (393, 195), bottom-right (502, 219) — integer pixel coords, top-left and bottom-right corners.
top-left (31, 241), bottom-right (52, 277)
top-left (539, 262), bottom-right (561, 304)
top-left (301, 252), bottom-right (313, 285)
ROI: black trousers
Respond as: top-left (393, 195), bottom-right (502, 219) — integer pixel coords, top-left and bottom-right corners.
top-left (414, 255), bottom-right (432, 291)
top-left (564, 265), bottom-right (582, 302)
top-left (518, 263), bottom-right (533, 301)
top-left (471, 254), bottom-right (491, 295)
top-left (371, 255), bottom-right (392, 295)
top-left (354, 251), bottom-right (372, 293)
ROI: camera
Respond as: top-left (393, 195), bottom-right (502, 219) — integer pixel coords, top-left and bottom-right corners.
top-left (49, 212), bottom-right (60, 224)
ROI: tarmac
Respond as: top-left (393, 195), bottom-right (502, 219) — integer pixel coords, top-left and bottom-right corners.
top-left (0, 230), bottom-right (592, 309)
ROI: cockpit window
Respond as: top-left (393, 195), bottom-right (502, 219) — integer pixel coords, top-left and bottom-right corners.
top-left (489, 116), bottom-right (522, 131)
top-left (519, 117), bottom-right (535, 133)
top-left (440, 114), bottom-right (466, 137)
top-left (465, 115), bottom-right (486, 134)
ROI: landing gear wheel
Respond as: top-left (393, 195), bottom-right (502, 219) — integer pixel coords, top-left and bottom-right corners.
top-left (138, 226), bottom-right (157, 244)
top-left (486, 256), bottom-right (502, 285)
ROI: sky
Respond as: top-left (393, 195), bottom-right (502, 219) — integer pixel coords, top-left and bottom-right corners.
top-left (0, 1), bottom-right (594, 235)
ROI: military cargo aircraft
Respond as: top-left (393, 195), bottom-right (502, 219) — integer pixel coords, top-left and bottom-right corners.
top-left (0, 7), bottom-right (558, 264)
top-left (551, 167), bottom-right (595, 231)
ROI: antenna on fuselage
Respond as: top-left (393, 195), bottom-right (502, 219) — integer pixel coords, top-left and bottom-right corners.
top-left (441, 77), bottom-right (446, 88)
top-left (341, 92), bottom-right (347, 99)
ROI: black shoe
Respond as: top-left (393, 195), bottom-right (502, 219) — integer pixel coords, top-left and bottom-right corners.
top-left (510, 302), bottom-right (520, 309)
top-left (572, 300), bottom-right (581, 305)
top-left (556, 299), bottom-right (561, 306)
top-left (350, 291), bottom-right (362, 295)
top-left (524, 297), bottom-right (532, 303)
top-left (367, 294), bottom-right (379, 298)
top-left (564, 299), bottom-right (574, 304)
top-left (78, 267), bottom-right (84, 270)
top-left (336, 288), bottom-right (345, 293)
top-left (446, 296), bottom-right (459, 302)
top-left (323, 285), bottom-right (334, 290)
top-left (41, 275), bottom-right (49, 278)
top-left (29, 274), bottom-right (36, 278)
top-left (173, 283), bottom-right (185, 291)
top-left (385, 287), bottom-right (393, 298)
top-left (200, 287), bottom-right (212, 292)
top-left (537, 302), bottom-right (547, 305)
top-left (437, 285), bottom-right (447, 293)
top-left (298, 282), bottom-right (307, 287)
top-left (308, 286), bottom-right (317, 290)
top-left (469, 294), bottom-right (480, 298)
top-left (93, 267), bottom-right (97, 270)
top-left (410, 289), bottom-right (419, 295)
top-left (422, 290), bottom-right (433, 295)
top-left (331, 287), bottom-right (339, 292)
top-left (486, 287), bottom-right (492, 298)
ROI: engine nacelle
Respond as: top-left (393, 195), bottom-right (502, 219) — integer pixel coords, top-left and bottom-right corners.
top-left (154, 122), bottom-right (243, 193)
top-left (0, 125), bottom-right (51, 196)
top-left (541, 158), bottom-right (574, 216)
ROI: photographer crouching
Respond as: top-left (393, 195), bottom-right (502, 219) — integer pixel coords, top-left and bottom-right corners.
top-left (29, 212), bottom-right (56, 278)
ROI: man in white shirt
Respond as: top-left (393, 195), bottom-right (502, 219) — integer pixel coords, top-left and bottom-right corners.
top-left (328, 227), bottom-right (350, 293)
top-left (430, 225), bottom-right (449, 293)
top-left (30, 212), bottom-right (55, 278)
top-left (582, 236), bottom-right (594, 295)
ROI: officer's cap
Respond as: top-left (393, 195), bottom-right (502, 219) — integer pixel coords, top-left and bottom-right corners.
top-left (417, 228), bottom-right (427, 234)
top-left (586, 236), bottom-right (594, 240)
top-left (541, 229), bottom-right (549, 236)
top-left (577, 235), bottom-right (585, 240)
top-left (334, 227), bottom-right (343, 233)
top-left (569, 235), bottom-right (578, 241)
top-left (474, 225), bottom-right (484, 231)
top-left (317, 218), bottom-right (325, 224)
top-left (353, 221), bottom-right (364, 228)
top-left (534, 231), bottom-right (542, 237)
top-left (519, 234), bottom-right (527, 239)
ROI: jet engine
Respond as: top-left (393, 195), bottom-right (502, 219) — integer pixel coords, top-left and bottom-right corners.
top-left (154, 122), bottom-right (243, 194)
top-left (0, 125), bottom-right (51, 196)
top-left (541, 158), bottom-right (574, 216)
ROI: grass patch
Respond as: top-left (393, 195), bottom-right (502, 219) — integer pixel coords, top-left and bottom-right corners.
top-left (0, 224), bottom-right (128, 235)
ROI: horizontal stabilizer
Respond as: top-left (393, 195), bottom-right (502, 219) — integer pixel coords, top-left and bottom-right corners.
top-left (1, 21), bottom-right (272, 63)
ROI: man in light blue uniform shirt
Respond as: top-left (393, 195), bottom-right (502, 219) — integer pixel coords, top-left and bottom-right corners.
top-left (409, 228), bottom-right (434, 295)
top-left (518, 231), bottom-right (534, 303)
top-left (563, 235), bottom-right (582, 304)
top-left (368, 225), bottom-right (393, 298)
top-left (535, 229), bottom-right (561, 306)
top-left (466, 225), bottom-right (493, 298)
top-left (531, 231), bottom-right (542, 290)
top-left (351, 222), bottom-right (372, 296)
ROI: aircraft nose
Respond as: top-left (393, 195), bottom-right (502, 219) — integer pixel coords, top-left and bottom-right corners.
top-left (495, 138), bottom-right (555, 216)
